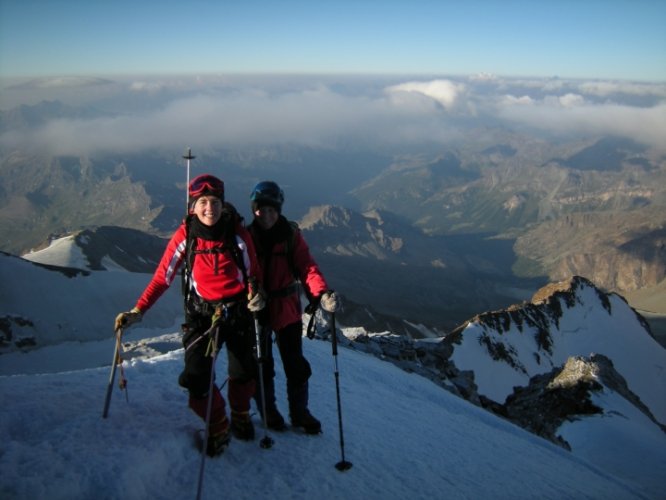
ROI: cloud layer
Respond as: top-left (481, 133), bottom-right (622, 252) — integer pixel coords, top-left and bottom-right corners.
top-left (2, 75), bottom-right (665, 155)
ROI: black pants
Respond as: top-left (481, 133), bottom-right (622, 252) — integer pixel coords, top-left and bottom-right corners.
top-left (256, 321), bottom-right (312, 416)
top-left (179, 304), bottom-right (257, 399)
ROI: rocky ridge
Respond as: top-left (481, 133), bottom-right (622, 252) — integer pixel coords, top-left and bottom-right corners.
top-left (330, 276), bottom-right (665, 449)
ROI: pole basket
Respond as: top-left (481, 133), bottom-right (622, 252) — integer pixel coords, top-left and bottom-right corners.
top-left (260, 436), bottom-right (274, 449)
top-left (335, 460), bottom-right (353, 471)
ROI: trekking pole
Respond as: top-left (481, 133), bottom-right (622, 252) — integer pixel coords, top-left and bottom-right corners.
top-left (196, 324), bottom-right (221, 500)
top-left (330, 312), bottom-right (352, 471)
top-left (102, 327), bottom-right (123, 419)
top-left (253, 313), bottom-right (275, 449)
top-left (249, 279), bottom-right (274, 449)
top-left (183, 147), bottom-right (195, 213)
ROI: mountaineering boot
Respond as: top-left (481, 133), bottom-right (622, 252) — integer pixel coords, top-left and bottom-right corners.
top-left (290, 409), bottom-right (322, 435)
top-left (288, 380), bottom-right (321, 434)
top-left (189, 389), bottom-right (232, 454)
top-left (189, 391), bottom-right (231, 456)
top-left (206, 416), bottom-right (231, 457)
top-left (264, 406), bottom-right (287, 431)
top-left (230, 410), bottom-right (255, 441)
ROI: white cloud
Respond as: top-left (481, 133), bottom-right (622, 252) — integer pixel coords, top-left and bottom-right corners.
top-left (495, 78), bottom-right (568, 92)
top-left (500, 95), bottom-right (535, 106)
top-left (3, 86), bottom-right (446, 155)
top-left (2, 76), bottom-right (665, 155)
top-left (577, 80), bottom-right (666, 97)
top-left (128, 81), bottom-right (168, 92)
top-left (557, 93), bottom-right (586, 108)
top-left (497, 97), bottom-right (666, 150)
top-left (7, 76), bottom-right (114, 90)
top-left (468, 73), bottom-right (499, 82)
top-left (385, 79), bottom-right (466, 110)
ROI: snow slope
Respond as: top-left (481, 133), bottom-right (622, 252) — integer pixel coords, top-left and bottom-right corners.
top-left (2, 243), bottom-right (665, 499)
top-left (1, 251), bottom-right (181, 350)
top-left (0, 337), bottom-right (657, 500)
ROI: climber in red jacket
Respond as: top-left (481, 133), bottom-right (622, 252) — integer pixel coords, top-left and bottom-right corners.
top-left (247, 180), bottom-right (339, 434)
top-left (115, 173), bottom-right (265, 456)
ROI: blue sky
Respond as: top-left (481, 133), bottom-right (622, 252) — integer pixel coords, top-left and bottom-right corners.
top-left (1, 0), bottom-right (665, 81)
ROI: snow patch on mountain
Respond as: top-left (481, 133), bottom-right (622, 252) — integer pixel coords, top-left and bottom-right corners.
top-left (22, 235), bottom-right (90, 269)
top-left (448, 276), bottom-right (665, 423)
top-left (0, 252), bottom-right (181, 354)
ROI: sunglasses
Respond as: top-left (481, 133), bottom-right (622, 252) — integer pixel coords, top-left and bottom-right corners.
top-left (189, 175), bottom-right (224, 199)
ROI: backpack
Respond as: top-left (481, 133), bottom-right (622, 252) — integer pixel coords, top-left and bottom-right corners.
top-left (249, 218), bottom-right (321, 338)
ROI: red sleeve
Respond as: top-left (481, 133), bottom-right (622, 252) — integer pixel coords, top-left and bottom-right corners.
top-left (134, 224), bottom-right (187, 313)
top-left (293, 231), bottom-right (328, 299)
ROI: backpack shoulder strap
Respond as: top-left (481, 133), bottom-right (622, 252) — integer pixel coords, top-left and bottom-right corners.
top-left (221, 202), bottom-right (249, 289)
top-left (181, 214), bottom-right (197, 311)
top-left (285, 220), bottom-right (299, 280)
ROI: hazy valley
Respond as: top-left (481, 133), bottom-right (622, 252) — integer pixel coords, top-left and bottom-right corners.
top-left (1, 75), bottom-right (665, 335)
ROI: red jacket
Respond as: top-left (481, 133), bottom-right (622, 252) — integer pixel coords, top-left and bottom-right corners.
top-left (249, 218), bottom-right (328, 332)
top-left (135, 219), bottom-right (261, 313)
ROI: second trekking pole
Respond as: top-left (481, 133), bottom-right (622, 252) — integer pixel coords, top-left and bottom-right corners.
top-left (195, 323), bottom-right (221, 500)
top-left (330, 312), bottom-right (352, 471)
top-left (253, 315), bottom-right (275, 449)
top-left (249, 279), bottom-right (274, 449)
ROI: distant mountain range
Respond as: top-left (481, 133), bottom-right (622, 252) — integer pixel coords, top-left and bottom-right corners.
top-left (0, 99), bottom-right (114, 133)
top-left (1, 99), bottom-right (665, 330)
top-left (350, 132), bottom-right (666, 292)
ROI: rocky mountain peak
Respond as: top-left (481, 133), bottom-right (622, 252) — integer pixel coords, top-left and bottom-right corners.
top-left (531, 275), bottom-right (601, 305)
top-left (298, 205), bottom-right (408, 260)
top-left (462, 276), bottom-right (651, 343)
top-left (299, 205), bottom-right (353, 229)
top-left (335, 274), bottom-right (665, 451)
top-left (504, 353), bottom-right (665, 449)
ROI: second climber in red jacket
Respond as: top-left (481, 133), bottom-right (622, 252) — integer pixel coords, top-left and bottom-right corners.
top-left (247, 180), bottom-right (339, 434)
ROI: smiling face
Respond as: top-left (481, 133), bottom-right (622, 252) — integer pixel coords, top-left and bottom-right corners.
top-left (192, 195), bottom-right (223, 226)
top-left (254, 205), bottom-right (279, 230)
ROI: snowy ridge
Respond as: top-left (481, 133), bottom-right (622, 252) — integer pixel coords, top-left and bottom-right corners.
top-left (22, 234), bottom-right (91, 269)
top-left (0, 251), bottom-right (181, 353)
top-left (448, 276), bottom-right (666, 423)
